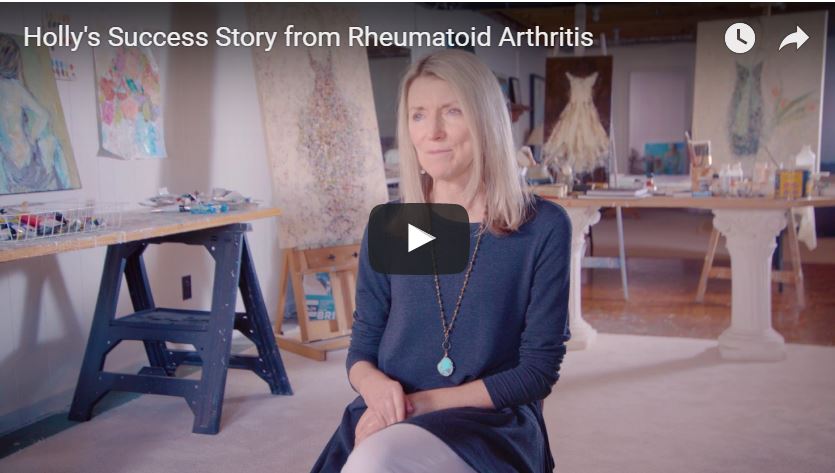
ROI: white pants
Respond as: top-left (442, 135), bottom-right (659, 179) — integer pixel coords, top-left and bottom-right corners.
top-left (341, 423), bottom-right (476, 473)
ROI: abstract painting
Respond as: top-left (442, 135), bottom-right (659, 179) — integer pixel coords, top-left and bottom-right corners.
top-left (693, 11), bottom-right (827, 170)
top-left (247, 4), bottom-right (388, 249)
top-left (0, 33), bottom-right (80, 195)
top-left (94, 45), bottom-right (166, 160)
top-left (543, 56), bottom-right (613, 173)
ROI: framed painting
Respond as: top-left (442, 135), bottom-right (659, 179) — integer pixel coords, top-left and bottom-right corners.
top-left (543, 56), bottom-right (613, 173)
top-left (529, 74), bottom-right (545, 134)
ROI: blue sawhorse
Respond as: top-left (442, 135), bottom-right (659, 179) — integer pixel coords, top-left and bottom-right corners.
top-left (68, 223), bottom-right (292, 434)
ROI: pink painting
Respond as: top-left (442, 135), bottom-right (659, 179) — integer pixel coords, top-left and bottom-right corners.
top-left (94, 45), bottom-right (166, 159)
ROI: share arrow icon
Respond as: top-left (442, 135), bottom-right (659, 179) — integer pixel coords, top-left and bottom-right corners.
top-left (779, 26), bottom-right (809, 51)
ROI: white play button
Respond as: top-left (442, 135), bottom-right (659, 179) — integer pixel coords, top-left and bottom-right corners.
top-left (408, 224), bottom-right (436, 252)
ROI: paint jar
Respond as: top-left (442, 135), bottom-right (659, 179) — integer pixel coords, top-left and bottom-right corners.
top-left (777, 169), bottom-right (804, 199)
top-left (801, 170), bottom-right (811, 197)
top-left (753, 162), bottom-right (776, 197)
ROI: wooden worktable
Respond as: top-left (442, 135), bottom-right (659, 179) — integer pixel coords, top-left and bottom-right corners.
top-left (0, 206), bottom-right (280, 263)
top-left (44, 204), bottom-right (292, 434)
top-left (538, 193), bottom-right (835, 210)
top-left (534, 191), bottom-right (835, 362)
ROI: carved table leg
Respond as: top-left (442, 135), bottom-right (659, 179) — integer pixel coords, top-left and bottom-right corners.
top-left (564, 206), bottom-right (602, 351)
top-left (713, 209), bottom-right (787, 361)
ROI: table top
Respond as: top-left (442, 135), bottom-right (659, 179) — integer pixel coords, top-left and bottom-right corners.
top-left (535, 193), bottom-right (835, 210)
top-left (0, 206), bottom-right (281, 264)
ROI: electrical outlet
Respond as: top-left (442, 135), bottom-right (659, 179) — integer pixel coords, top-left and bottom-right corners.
top-left (182, 275), bottom-right (192, 300)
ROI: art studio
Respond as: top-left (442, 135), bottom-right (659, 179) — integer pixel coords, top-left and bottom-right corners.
top-left (1, 2), bottom-right (834, 472)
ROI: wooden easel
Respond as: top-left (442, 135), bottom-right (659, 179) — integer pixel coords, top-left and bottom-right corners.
top-left (274, 243), bottom-right (360, 361)
top-left (696, 210), bottom-right (805, 307)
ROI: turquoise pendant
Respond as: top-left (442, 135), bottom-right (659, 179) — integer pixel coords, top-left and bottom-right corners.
top-left (437, 356), bottom-right (454, 377)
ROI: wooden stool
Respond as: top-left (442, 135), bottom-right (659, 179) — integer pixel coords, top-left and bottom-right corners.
top-left (696, 210), bottom-right (805, 307)
top-left (68, 224), bottom-right (293, 434)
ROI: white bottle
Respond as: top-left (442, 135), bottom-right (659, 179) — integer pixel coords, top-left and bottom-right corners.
top-left (795, 145), bottom-right (815, 170)
top-left (729, 163), bottom-right (743, 196)
top-left (719, 164), bottom-right (731, 195)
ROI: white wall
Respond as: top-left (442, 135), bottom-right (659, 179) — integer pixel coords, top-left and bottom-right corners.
top-left (0, 3), bottom-right (279, 435)
top-left (606, 42), bottom-right (696, 174)
top-left (369, 56), bottom-right (410, 139)
top-left (628, 70), bottom-right (690, 158)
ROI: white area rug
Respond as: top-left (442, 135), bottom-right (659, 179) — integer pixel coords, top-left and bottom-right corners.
top-left (2, 334), bottom-right (834, 473)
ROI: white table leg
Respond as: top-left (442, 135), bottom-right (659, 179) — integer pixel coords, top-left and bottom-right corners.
top-left (564, 206), bottom-right (601, 350)
top-left (712, 209), bottom-right (788, 361)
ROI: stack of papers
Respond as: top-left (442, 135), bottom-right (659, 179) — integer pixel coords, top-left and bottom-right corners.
top-left (580, 188), bottom-right (650, 199)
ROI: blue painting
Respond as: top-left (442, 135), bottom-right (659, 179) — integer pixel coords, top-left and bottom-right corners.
top-left (693, 12), bottom-right (826, 170)
top-left (0, 33), bottom-right (80, 194)
top-left (644, 142), bottom-right (689, 175)
top-left (728, 62), bottom-right (764, 156)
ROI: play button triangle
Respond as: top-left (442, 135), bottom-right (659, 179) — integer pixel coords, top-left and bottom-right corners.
top-left (408, 224), bottom-right (436, 252)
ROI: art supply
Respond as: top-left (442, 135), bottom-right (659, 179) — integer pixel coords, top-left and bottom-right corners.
top-left (777, 169), bottom-right (804, 199)
top-left (686, 133), bottom-right (712, 192)
top-left (753, 162), bottom-right (776, 197)
top-left (0, 202), bottom-right (123, 242)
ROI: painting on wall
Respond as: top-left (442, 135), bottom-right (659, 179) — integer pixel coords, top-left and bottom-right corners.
top-left (93, 45), bottom-right (166, 160)
top-left (0, 33), bottom-right (80, 195)
top-left (529, 74), bottom-right (545, 133)
top-left (644, 142), bottom-right (689, 175)
top-left (495, 72), bottom-right (510, 103)
top-left (247, 4), bottom-right (388, 249)
top-left (693, 11), bottom-right (827, 170)
top-left (543, 56), bottom-right (613, 173)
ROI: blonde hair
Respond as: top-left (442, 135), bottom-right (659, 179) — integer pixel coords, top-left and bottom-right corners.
top-left (396, 49), bottom-right (532, 234)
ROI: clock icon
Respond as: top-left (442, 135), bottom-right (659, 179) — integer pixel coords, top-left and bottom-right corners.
top-left (725, 23), bottom-right (756, 54)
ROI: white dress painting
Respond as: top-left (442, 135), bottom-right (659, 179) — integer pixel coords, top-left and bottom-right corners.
top-left (543, 71), bottom-right (610, 173)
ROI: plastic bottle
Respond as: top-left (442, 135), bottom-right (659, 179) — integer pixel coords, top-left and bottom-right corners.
top-left (729, 163), bottom-right (743, 196)
top-left (719, 164), bottom-right (731, 195)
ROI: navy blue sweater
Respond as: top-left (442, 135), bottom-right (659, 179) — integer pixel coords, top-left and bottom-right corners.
top-left (312, 197), bottom-right (571, 472)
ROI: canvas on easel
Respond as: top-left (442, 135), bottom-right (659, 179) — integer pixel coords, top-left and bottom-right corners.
top-left (692, 11), bottom-right (827, 171)
top-left (247, 4), bottom-right (388, 360)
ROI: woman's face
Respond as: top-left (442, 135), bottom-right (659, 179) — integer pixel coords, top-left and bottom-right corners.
top-left (407, 75), bottom-right (474, 185)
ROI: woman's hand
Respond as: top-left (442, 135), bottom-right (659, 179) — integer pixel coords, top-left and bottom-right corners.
top-left (406, 381), bottom-right (494, 419)
top-left (405, 390), bottom-right (435, 418)
top-left (354, 408), bottom-right (387, 447)
top-left (356, 370), bottom-right (413, 426)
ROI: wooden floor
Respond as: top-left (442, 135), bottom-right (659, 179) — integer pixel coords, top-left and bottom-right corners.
top-left (582, 258), bottom-right (835, 346)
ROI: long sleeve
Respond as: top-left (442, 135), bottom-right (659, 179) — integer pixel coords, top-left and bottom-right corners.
top-left (482, 207), bottom-right (572, 410)
top-left (345, 227), bottom-right (391, 378)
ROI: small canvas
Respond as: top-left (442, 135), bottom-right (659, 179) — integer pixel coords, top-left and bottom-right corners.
top-left (0, 33), bottom-right (80, 195)
top-left (94, 45), bottom-right (166, 160)
top-left (303, 272), bottom-right (336, 321)
top-left (644, 142), bottom-right (689, 175)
